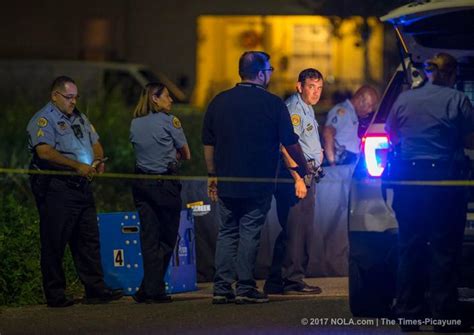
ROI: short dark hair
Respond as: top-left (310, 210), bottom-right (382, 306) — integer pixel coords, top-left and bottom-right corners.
top-left (51, 76), bottom-right (76, 92)
top-left (298, 68), bottom-right (323, 84)
top-left (424, 52), bottom-right (458, 86)
top-left (238, 51), bottom-right (270, 80)
top-left (424, 52), bottom-right (457, 75)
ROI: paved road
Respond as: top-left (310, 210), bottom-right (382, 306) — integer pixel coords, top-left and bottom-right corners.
top-left (0, 278), bottom-right (463, 334)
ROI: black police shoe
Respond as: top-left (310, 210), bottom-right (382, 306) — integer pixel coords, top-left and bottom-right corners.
top-left (284, 283), bottom-right (322, 295)
top-left (263, 286), bottom-right (284, 295)
top-left (83, 288), bottom-right (124, 304)
top-left (47, 296), bottom-right (74, 308)
top-left (132, 292), bottom-right (172, 304)
top-left (263, 281), bottom-right (284, 295)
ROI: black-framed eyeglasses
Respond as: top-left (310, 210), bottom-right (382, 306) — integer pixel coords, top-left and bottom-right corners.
top-left (56, 91), bottom-right (80, 100)
top-left (261, 66), bottom-right (274, 72)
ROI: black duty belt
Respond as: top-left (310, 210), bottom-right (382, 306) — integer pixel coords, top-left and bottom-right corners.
top-left (135, 166), bottom-right (172, 176)
top-left (386, 159), bottom-right (468, 181)
top-left (51, 174), bottom-right (90, 189)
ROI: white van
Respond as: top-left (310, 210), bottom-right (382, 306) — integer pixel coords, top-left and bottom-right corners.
top-left (0, 60), bottom-right (187, 105)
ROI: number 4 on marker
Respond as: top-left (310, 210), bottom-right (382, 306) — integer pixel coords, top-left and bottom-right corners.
top-left (114, 249), bottom-right (124, 267)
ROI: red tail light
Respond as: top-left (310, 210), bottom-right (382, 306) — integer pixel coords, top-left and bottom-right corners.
top-left (362, 135), bottom-right (389, 177)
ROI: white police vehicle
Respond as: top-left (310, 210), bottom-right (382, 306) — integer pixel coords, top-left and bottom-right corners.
top-left (348, 0), bottom-right (474, 317)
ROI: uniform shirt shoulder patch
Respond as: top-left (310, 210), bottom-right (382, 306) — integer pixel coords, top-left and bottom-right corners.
top-left (36, 129), bottom-right (44, 137)
top-left (337, 108), bottom-right (346, 117)
top-left (291, 114), bottom-right (301, 126)
top-left (37, 117), bottom-right (48, 128)
top-left (172, 116), bottom-right (182, 129)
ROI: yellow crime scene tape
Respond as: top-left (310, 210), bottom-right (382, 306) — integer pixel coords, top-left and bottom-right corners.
top-left (0, 167), bottom-right (294, 184)
top-left (380, 180), bottom-right (474, 186)
top-left (1, 167), bottom-right (474, 186)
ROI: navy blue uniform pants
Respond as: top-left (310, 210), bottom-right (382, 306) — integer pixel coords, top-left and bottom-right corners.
top-left (265, 168), bottom-right (316, 292)
top-left (31, 175), bottom-right (106, 304)
top-left (132, 179), bottom-right (181, 297)
top-left (391, 161), bottom-right (466, 320)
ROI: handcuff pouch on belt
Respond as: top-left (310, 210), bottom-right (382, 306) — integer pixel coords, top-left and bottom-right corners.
top-left (167, 161), bottom-right (179, 175)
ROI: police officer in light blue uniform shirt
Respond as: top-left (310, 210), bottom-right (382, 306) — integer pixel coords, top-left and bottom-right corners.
top-left (323, 85), bottom-right (379, 165)
top-left (130, 82), bottom-right (191, 304)
top-left (286, 92), bottom-right (323, 165)
top-left (385, 53), bottom-right (474, 332)
top-left (326, 99), bottom-right (359, 154)
top-left (27, 102), bottom-right (98, 167)
top-left (264, 68), bottom-right (324, 295)
top-left (131, 111), bottom-right (188, 173)
top-left (27, 76), bottom-right (122, 308)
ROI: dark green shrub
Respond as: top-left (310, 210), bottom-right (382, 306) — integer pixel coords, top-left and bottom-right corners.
top-left (0, 191), bottom-right (83, 306)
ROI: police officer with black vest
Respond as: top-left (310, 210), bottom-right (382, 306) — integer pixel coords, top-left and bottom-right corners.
top-left (27, 76), bottom-right (123, 307)
top-left (385, 53), bottom-right (474, 332)
top-left (130, 82), bottom-right (191, 303)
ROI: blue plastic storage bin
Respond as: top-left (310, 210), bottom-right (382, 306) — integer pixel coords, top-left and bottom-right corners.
top-left (97, 210), bottom-right (197, 295)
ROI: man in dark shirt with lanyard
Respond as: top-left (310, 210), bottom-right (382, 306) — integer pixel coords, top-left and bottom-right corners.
top-left (202, 51), bottom-right (307, 304)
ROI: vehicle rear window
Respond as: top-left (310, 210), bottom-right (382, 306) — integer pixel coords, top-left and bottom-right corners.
top-left (458, 64), bottom-right (474, 105)
top-left (374, 71), bottom-right (408, 123)
top-left (375, 63), bottom-right (474, 125)
top-left (402, 9), bottom-right (474, 50)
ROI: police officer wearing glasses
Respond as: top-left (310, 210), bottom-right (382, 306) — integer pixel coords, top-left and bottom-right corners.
top-left (130, 82), bottom-right (191, 303)
top-left (27, 76), bottom-right (123, 307)
top-left (386, 53), bottom-right (474, 332)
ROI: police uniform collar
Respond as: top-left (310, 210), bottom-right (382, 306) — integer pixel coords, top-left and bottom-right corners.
top-left (236, 82), bottom-right (266, 90)
top-left (344, 99), bottom-right (355, 112)
top-left (48, 101), bottom-right (69, 120)
top-left (72, 108), bottom-right (82, 117)
top-left (427, 81), bottom-right (448, 89)
top-left (296, 93), bottom-right (313, 113)
top-left (151, 109), bottom-right (170, 116)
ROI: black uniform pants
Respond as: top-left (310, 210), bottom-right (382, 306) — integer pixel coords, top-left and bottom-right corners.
top-left (391, 161), bottom-right (466, 320)
top-left (132, 178), bottom-right (182, 297)
top-left (30, 175), bottom-right (106, 304)
top-left (265, 168), bottom-right (316, 291)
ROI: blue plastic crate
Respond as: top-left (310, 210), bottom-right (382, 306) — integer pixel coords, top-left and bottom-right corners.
top-left (97, 210), bottom-right (197, 295)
